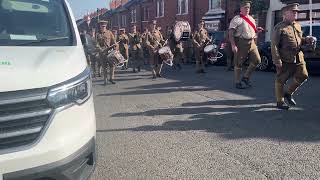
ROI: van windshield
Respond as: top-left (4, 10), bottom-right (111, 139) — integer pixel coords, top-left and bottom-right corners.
top-left (0, 0), bottom-right (75, 46)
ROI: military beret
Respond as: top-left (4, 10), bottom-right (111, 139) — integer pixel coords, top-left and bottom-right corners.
top-left (282, 3), bottom-right (300, 12)
top-left (240, 1), bottom-right (251, 8)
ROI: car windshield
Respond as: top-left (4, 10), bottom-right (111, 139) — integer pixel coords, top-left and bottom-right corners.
top-left (302, 25), bottom-right (320, 39)
top-left (208, 31), bottom-right (225, 44)
top-left (0, 0), bottom-right (74, 46)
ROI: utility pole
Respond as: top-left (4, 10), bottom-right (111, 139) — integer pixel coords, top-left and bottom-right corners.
top-left (310, 0), bottom-right (313, 35)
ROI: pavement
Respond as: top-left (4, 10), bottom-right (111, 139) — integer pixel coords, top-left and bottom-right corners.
top-left (91, 64), bottom-right (320, 180)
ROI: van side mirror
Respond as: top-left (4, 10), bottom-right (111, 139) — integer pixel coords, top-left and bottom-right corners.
top-left (80, 34), bottom-right (88, 46)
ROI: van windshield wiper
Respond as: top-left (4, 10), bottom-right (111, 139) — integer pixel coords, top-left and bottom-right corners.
top-left (16, 36), bottom-right (70, 46)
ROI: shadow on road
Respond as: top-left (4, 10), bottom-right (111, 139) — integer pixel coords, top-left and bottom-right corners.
top-left (99, 98), bottom-right (320, 142)
top-left (96, 65), bottom-right (320, 142)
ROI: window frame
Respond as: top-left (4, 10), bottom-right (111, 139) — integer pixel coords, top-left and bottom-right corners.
top-left (156, 0), bottom-right (164, 18)
top-left (131, 8), bottom-right (137, 23)
top-left (177, 0), bottom-right (188, 15)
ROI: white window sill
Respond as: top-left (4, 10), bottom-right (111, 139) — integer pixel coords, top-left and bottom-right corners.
top-left (142, 20), bottom-right (149, 22)
top-left (176, 13), bottom-right (188, 16)
top-left (156, 16), bottom-right (164, 18)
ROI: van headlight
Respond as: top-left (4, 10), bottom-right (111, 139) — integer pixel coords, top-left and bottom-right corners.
top-left (47, 68), bottom-right (92, 109)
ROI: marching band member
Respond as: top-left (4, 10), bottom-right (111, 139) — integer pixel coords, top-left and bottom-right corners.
top-left (96, 20), bottom-right (117, 85)
top-left (129, 24), bottom-right (144, 73)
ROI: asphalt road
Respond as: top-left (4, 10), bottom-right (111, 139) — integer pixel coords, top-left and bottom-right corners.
top-left (91, 64), bottom-right (320, 180)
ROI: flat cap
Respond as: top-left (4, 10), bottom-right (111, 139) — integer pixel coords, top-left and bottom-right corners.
top-left (282, 3), bottom-right (299, 12)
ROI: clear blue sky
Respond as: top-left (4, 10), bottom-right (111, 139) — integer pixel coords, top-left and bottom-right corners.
top-left (67, 0), bottom-right (110, 20)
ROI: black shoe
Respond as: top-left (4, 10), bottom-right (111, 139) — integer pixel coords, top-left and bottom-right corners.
top-left (226, 67), bottom-right (233, 71)
top-left (152, 75), bottom-right (157, 79)
top-left (276, 102), bottom-right (290, 110)
top-left (121, 67), bottom-right (125, 70)
top-left (177, 64), bottom-right (182, 70)
top-left (284, 93), bottom-right (297, 106)
top-left (109, 80), bottom-right (116, 84)
top-left (241, 77), bottom-right (252, 88)
top-left (173, 65), bottom-right (177, 70)
top-left (156, 74), bottom-right (162, 78)
top-left (138, 67), bottom-right (141, 72)
top-left (235, 82), bottom-right (246, 89)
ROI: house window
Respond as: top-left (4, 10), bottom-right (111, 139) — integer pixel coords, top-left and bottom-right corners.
top-left (142, 7), bottom-right (150, 21)
top-left (121, 15), bottom-right (126, 27)
top-left (209, 0), bottom-right (221, 10)
top-left (177, 0), bottom-right (188, 15)
top-left (156, 0), bottom-right (164, 17)
top-left (131, 9), bottom-right (137, 23)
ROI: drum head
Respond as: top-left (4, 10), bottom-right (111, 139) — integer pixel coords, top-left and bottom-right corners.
top-left (204, 45), bottom-right (214, 53)
top-left (173, 21), bottom-right (191, 42)
top-left (158, 46), bottom-right (170, 54)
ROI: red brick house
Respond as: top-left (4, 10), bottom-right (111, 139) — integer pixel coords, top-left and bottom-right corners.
top-left (79, 0), bottom-right (269, 42)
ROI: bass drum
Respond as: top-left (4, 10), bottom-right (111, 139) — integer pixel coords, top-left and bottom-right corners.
top-left (173, 21), bottom-right (191, 42)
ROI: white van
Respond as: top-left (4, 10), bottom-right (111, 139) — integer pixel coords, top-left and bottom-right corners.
top-left (0, 0), bottom-right (96, 179)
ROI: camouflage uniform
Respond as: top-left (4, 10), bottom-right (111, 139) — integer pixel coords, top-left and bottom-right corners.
top-left (146, 26), bottom-right (165, 78)
top-left (129, 32), bottom-right (144, 72)
top-left (193, 25), bottom-right (210, 73)
top-left (96, 23), bottom-right (116, 85)
top-left (118, 31), bottom-right (129, 69)
top-left (168, 32), bottom-right (183, 70)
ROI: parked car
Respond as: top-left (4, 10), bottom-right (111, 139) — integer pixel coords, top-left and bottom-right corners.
top-left (208, 31), bottom-right (227, 66)
top-left (257, 41), bottom-right (274, 71)
top-left (301, 22), bottom-right (320, 74)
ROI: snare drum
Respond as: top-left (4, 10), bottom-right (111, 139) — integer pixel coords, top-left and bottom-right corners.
top-left (173, 21), bottom-right (191, 42)
top-left (107, 50), bottom-right (125, 66)
top-left (204, 44), bottom-right (222, 63)
top-left (158, 46), bottom-right (174, 66)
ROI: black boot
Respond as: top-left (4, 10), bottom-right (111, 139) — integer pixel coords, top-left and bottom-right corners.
top-left (133, 68), bottom-right (136, 73)
top-left (200, 69), bottom-right (206, 73)
top-left (152, 74), bottom-right (157, 79)
top-left (284, 93), bottom-right (297, 106)
top-left (138, 67), bottom-right (141, 72)
top-left (235, 82), bottom-right (246, 89)
top-left (177, 64), bottom-right (182, 70)
top-left (109, 79), bottom-right (116, 84)
top-left (241, 77), bottom-right (252, 88)
top-left (277, 102), bottom-right (290, 110)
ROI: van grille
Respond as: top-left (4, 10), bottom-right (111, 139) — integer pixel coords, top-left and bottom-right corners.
top-left (0, 88), bottom-right (52, 152)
